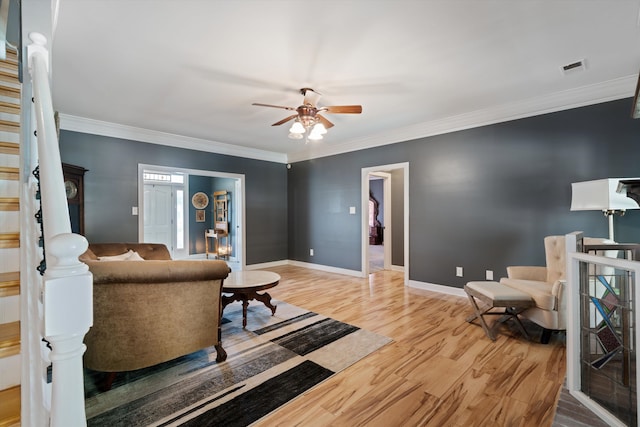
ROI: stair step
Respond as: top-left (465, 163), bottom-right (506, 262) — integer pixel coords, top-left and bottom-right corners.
top-left (0, 69), bottom-right (20, 83)
top-left (0, 86), bottom-right (18, 100)
top-left (0, 57), bottom-right (18, 73)
top-left (0, 197), bottom-right (18, 211)
top-left (0, 142), bottom-right (18, 155)
top-left (0, 233), bottom-right (18, 249)
top-left (0, 102), bottom-right (19, 116)
top-left (0, 120), bottom-right (18, 133)
top-left (0, 167), bottom-right (17, 180)
top-left (0, 272), bottom-right (18, 298)
top-left (0, 321), bottom-right (19, 359)
top-left (0, 385), bottom-right (20, 427)
top-left (2, 49), bottom-right (17, 64)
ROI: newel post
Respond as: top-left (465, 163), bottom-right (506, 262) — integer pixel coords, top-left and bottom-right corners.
top-left (43, 234), bottom-right (92, 427)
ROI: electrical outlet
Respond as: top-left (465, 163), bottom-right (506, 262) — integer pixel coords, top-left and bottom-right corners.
top-left (456, 267), bottom-right (463, 277)
top-left (486, 270), bottom-right (494, 280)
top-left (310, 249), bottom-right (314, 256)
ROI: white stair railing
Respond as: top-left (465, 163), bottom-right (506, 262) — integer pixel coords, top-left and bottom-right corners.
top-left (566, 233), bottom-right (640, 427)
top-left (27, 32), bottom-right (93, 427)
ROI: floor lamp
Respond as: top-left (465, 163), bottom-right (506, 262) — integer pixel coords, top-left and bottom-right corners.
top-left (570, 178), bottom-right (640, 241)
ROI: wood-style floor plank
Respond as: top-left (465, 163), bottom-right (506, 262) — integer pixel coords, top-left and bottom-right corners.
top-left (254, 266), bottom-right (566, 427)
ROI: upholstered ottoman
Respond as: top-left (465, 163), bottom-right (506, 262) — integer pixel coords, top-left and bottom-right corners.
top-left (464, 281), bottom-right (534, 341)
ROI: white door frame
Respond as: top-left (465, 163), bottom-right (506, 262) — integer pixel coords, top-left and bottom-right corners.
top-left (361, 162), bottom-right (409, 284)
top-left (138, 163), bottom-right (246, 269)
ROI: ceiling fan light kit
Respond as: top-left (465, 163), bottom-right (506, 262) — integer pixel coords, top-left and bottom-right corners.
top-left (289, 121), bottom-right (305, 134)
top-left (252, 88), bottom-right (362, 142)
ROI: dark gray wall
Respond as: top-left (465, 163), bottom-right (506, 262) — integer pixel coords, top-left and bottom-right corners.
top-left (288, 98), bottom-right (640, 288)
top-left (59, 130), bottom-right (288, 264)
top-left (287, 157), bottom-right (361, 270)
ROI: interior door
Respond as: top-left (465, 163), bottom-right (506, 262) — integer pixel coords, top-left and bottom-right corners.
top-left (143, 183), bottom-right (172, 249)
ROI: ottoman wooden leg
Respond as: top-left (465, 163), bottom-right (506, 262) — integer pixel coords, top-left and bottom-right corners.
top-left (466, 293), bottom-right (496, 341)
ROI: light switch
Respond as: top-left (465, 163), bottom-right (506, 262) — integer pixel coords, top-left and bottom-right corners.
top-left (349, 206), bottom-right (356, 214)
top-left (132, 206), bottom-right (138, 215)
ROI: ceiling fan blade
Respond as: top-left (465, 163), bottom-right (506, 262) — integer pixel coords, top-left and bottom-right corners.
top-left (252, 103), bottom-right (296, 111)
top-left (316, 114), bottom-right (334, 129)
top-left (271, 114), bottom-right (298, 126)
top-left (321, 105), bottom-right (362, 114)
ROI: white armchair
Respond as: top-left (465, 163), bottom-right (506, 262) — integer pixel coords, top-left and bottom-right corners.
top-left (500, 235), bottom-right (614, 343)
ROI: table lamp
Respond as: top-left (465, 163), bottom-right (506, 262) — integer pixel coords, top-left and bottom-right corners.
top-left (570, 178), bottom-right (640, 241)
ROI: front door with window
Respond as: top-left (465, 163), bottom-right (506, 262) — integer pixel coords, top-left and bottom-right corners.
top-left (142, 171), bottom-right (187, 258)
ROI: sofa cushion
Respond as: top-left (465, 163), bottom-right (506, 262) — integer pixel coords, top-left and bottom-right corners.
top-left (499, 278), bottom-right (556, 310)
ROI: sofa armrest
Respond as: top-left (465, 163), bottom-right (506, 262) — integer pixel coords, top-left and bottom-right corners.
top-left (505, 266), bottom-right (547, 281)
top-left (86, 259), bottom-right (230, 284)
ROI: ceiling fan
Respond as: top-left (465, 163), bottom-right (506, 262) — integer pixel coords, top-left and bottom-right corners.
top-left (252, 88), bottom-right (362, 140)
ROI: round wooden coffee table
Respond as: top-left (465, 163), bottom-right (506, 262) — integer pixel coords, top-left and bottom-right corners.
top-left (221, 270), bottom-right (280, 328)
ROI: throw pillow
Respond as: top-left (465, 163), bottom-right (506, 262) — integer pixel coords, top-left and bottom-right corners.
top-left (98, 250), bottom-right (135, 261)
top-left (128, 251), bottom-right (145, 261)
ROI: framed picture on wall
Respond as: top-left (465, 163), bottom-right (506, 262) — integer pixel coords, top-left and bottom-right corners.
top-left (196, 209), bottom-right (205, 222)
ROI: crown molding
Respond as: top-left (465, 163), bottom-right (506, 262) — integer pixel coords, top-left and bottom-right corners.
top-left (287, 75), bottom-right (637, 163)
top-left (59, 75), bottom-right (636, 165)
top-left (58, 114), bottom-right (288, 164)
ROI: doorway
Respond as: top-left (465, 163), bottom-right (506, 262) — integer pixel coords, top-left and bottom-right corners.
top-left (368, 172), bottom-right (391, 273)
top-left (138, 164), bottom-right (246, 268)
top-left (361, 162), bottom-right (409, 284)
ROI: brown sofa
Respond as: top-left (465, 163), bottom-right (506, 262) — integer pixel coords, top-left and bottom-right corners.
top-left (80, 243), bottom-right (230, 382)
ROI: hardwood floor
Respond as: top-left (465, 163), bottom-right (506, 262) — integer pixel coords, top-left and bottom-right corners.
top-left (255, 265), bottom-right (566, 427)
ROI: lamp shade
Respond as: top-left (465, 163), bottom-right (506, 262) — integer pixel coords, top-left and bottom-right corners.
top-left (570, 178), bottom-right (640, 211)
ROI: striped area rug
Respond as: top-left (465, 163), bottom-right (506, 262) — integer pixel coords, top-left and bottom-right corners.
top-left (84, 300), bottom-right (392, 426)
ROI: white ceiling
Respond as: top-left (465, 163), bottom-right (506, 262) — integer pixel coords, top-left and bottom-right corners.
top-left (51, 0), bottom-right (640, 163)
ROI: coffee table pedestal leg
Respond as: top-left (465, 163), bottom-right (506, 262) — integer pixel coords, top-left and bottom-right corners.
top-left (254, 291), bottom-right (277, 315)
top-left (222, 291), bottom-right (277, 328)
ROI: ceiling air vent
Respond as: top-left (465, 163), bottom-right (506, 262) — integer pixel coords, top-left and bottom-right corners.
top-left (560, 59), bottom-right (586, 75)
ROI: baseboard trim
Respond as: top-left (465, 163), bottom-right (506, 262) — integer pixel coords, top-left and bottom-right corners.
top-left (244, 260), bottom-right (289, 270)
top-left (407, 280), bottom-right (466, 298)
top-left (390, 264), bottom-right (405, 273)
top-left (287, 260), bottom-right (364, 277)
